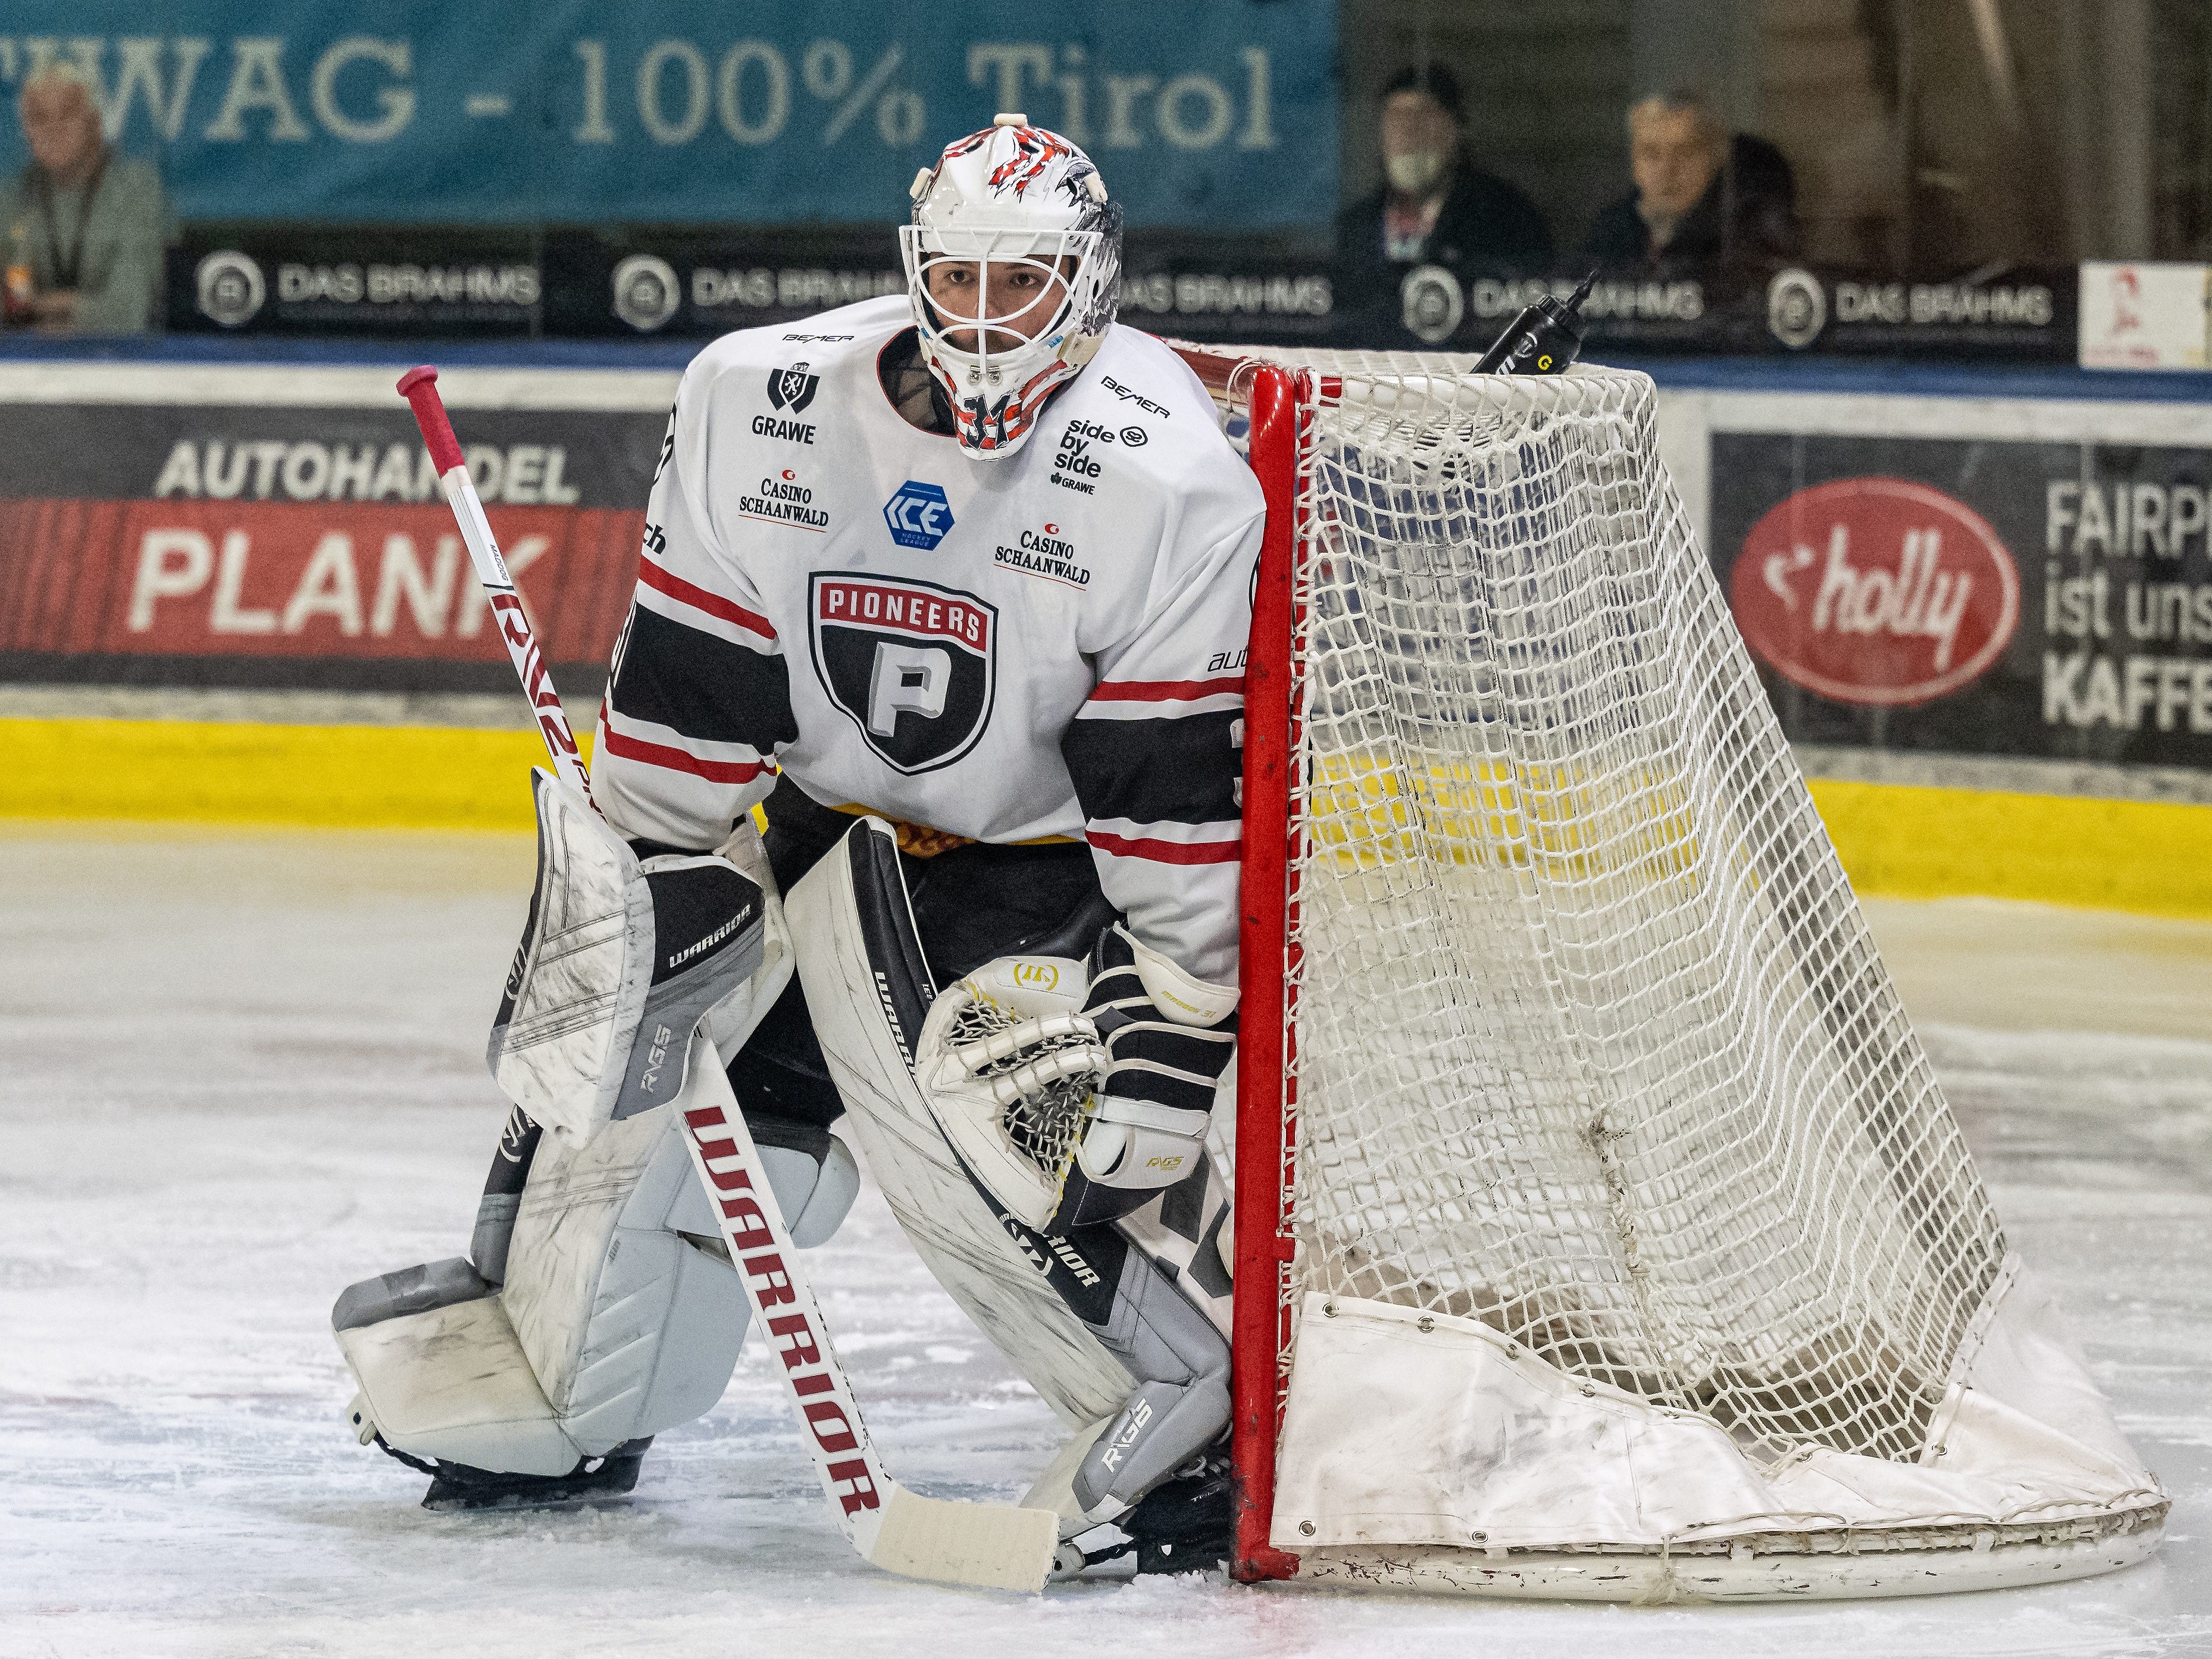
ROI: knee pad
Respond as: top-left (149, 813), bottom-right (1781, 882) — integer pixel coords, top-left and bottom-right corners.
top-left (336, 1095), bottom-right (859, 1476)
top-left (1012, 1155), bottom-right (1236, 1522)
top-left (1069, 1231), bottom-right (1231, 1514)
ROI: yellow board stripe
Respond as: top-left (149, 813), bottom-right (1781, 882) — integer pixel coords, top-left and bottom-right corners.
top-left (0, 716), bottom-right (572, 831)
top-left (1806, 777), bottom-right (2212, 919)
top-left (4, 717), bottom-right (2210, 919)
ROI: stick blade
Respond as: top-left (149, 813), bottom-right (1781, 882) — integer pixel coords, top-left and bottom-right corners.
top-left (865, 1482), bottom-right (1059, 1592)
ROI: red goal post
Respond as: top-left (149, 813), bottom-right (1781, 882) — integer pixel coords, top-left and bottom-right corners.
top-left (1171, 345), bottom-right (1310, 1582)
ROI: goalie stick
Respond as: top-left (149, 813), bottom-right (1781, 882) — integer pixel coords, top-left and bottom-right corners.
top-left (396, 366), bottom-right (1059, 1594)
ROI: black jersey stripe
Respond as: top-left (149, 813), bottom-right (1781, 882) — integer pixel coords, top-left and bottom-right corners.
top-left (609, 602), bottom-right (799, 753)
top-left (1061, 705), bottom-right (1241, 832)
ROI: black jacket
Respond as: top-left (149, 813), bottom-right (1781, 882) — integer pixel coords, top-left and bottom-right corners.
top-left (1581, 134), bottom-right (1801, 279)
top-left (1335, 165), bottom-right (1555, 341)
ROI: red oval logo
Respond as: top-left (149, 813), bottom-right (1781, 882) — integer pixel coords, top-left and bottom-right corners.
top-left (1732, 477), bottom-right (2019, 706)
top-left (1043, 522), bottom-right (1059, 534)
top-left (781, 468), bottom-right (796, 481)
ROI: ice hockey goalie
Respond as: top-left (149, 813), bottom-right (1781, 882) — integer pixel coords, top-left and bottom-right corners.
top-left (331, 113), bottom-right (1261, 1580)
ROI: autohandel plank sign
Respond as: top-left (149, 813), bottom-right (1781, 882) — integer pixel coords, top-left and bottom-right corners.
top-left (0, 394), bottom-right (662, 694)
top-left (0, 1), bottom-right (1332, 228)
top-left (1711, 431), bottom-right (2212, 771)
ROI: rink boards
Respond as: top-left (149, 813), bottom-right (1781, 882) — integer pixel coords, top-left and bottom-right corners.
top-left (1, 352), bottom-right (2210, 919)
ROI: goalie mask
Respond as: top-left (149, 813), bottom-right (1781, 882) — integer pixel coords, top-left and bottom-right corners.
top-left (901, 114), bottom-right (1122, 460)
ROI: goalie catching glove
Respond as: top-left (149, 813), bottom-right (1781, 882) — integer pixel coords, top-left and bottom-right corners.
top-left (919, 922), bottom-right (1235, 1232)
top-left (487, 769), bottom-right (793, 1147)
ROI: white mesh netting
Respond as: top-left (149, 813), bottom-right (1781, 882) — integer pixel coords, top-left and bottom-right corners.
top-left (1220, 355), bottom-right (2008, 1468)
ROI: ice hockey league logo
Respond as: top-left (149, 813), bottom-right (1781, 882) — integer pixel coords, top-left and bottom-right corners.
top-left (809, 574), bottom-right (997, 774)
top-left (767, 363), bottom-right (820, 414)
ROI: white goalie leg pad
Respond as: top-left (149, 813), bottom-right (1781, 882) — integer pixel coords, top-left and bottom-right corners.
top-left (337, 1087), bottom-right (857, 1474)
top-left (1030, 1154), bottom-right (1237, 1525)
top-left (337, 1277), bottom-right (581, 1478)
top-left (786, 819), bottom-right (1132, 1429)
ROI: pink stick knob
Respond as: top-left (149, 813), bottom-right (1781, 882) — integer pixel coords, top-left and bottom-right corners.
top-left (396, 365), bottom-right (465, 475)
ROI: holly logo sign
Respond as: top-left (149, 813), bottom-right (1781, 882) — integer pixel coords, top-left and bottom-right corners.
top-left (1732, 477), bottom-right (2020, 706)
top-left (883, 480), bottom-right (955, 550)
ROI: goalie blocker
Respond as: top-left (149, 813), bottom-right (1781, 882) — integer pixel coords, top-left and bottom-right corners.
top-left (489, 767), bottom-right (793, 1147)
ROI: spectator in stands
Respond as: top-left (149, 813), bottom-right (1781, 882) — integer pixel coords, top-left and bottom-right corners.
top-left (1582, 91), bottom-right (1800, 278)
top-left (2, 62), bottom-right (168, 334)
top-left (1336, 63), bottom-right (1554, 343)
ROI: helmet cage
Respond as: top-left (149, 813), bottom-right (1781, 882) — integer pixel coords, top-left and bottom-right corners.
top-left (899, 223), bottom-right (1116, 455)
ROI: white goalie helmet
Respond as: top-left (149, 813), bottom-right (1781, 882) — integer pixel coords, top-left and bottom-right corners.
top-left (900, 114), bottom-right (1123, 459)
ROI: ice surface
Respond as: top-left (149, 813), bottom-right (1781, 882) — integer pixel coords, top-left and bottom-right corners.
top-left (3, 829), bottom-right (2208, 1659)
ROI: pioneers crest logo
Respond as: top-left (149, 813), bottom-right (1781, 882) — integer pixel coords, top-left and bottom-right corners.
top-left (809, 573), bottom-right (996, 772)
top-left (1732, 477), bottom-right (2020, 706)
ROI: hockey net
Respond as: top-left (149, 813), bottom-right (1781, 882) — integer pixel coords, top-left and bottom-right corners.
top-left (1172, 345), bottom-right (2164, 1601)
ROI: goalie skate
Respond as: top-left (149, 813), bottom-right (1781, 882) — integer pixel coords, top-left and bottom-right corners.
top-left (1050, 1448), bottom-right (1235, 1582)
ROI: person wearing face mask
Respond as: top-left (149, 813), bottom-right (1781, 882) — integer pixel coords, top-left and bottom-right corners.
top-left (1, 62), bottom-right (169, 334)
top-left (1334, 62), bottom-right (1554, 346)
top-left (1581, 90), bottom-right (1800, 280)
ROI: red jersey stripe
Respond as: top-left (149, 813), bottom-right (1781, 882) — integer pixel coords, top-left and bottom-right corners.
top-left (601, 727), bottom-right (771, 785)
top-left (1088, 675), bottom-right (1246, 703)
top-left (639, 559), bottom-right (775, 640)
top-left (1085, 827), bottom-right (1243, 865)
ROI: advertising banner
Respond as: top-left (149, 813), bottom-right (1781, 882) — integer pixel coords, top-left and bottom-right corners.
top-left (164, 224), bottom-right (1341, 344)
top-left (1378, 267), bottom-right (2078, 362)
top-left (1710, 430), bottom-right (2212, 771)
top-left (171, 227), bottom-right (544, 336)
top-left (0, 2), bottom-right (1335, 230)
top-left (0, 393), bottom-right (660, 693)
top-left (2078, 262), bottom-right (2212, 371)
top-left (537, 227), bottom-right (1338, 345)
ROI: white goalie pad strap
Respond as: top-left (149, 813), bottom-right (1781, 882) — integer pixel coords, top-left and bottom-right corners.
top-left (1102, 1052), bottom-right (1229, 1092)
top-left (1087, 1096), bottom-right (1209, 1137)
top-left (490, 770), bottom-right (774, 1148)
top-left (786, 819), bottom-right (1132, 1429)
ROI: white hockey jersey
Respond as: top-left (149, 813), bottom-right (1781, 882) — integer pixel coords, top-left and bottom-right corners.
top-left (593, 295), bottom-right (1265, 985)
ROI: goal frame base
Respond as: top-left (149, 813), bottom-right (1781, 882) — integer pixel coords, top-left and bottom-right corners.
top-left (1284, 1513), bottom-right (2167, 1604)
